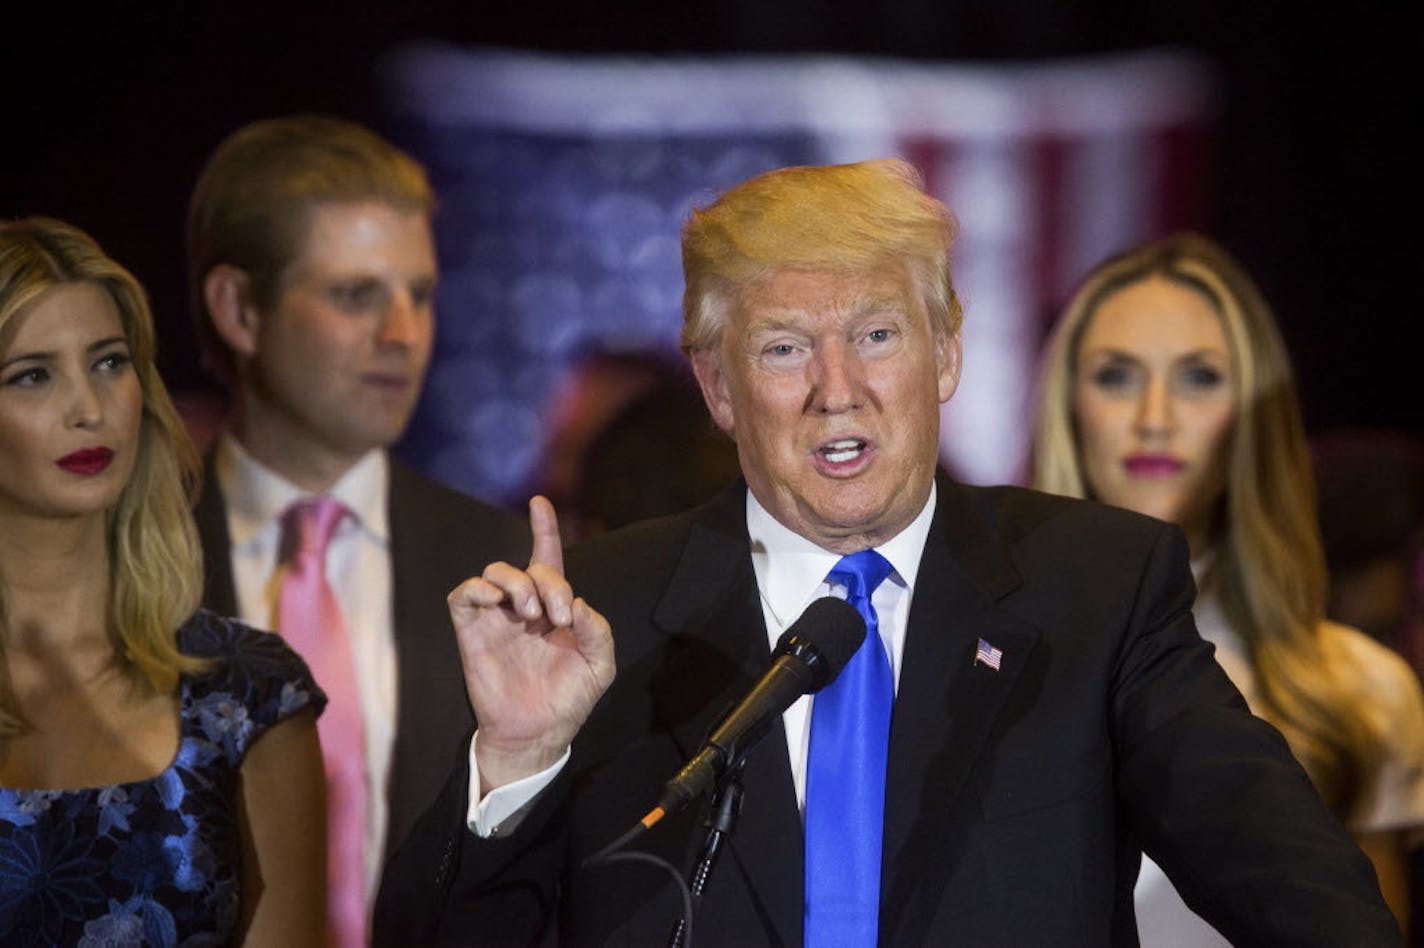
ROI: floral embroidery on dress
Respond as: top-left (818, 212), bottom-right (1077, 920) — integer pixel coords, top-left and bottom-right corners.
top-left (0, 611), bottom-right (324, 946)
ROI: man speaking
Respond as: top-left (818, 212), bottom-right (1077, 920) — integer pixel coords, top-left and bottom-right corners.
top-left (376, 160), bottom-right (1396, 945)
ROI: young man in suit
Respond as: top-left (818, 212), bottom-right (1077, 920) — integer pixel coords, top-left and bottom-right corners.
top-left (376, 160), bottom-right (1397, 945)
top-left (186, 115), bottom-right (529, 947)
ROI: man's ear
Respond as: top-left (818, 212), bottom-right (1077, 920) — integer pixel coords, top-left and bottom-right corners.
top-left (689, 348), bottom-right (736, 436)
top-left (202, 264), bottom-right (262, 358)
top-left (936, 329), bottom-right (963, 404)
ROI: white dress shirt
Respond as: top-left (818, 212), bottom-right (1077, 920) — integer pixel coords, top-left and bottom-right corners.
top-left (215, 434), bottom-right (397, 899)
top-left (466, 483), bottom-right (937, 833)
top-left (746, 485), bottom-right (936, 812)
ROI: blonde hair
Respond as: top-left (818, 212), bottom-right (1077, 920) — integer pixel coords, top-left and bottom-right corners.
top-left (186, 114), bottom-right (435, 384)
top-left (680, 158), bottom-right (961, 352)
top-left (0, 218), bottom-right (205, 734)
top-left (1032, 231), bottom-right (1384, 815)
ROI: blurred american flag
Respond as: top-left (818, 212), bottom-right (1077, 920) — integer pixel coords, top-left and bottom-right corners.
top-left (379, 44), bottom-right (1218, 503)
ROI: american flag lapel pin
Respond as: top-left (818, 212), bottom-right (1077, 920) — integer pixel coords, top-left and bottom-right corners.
top-left (974, 638), bottom-right (1003, 671)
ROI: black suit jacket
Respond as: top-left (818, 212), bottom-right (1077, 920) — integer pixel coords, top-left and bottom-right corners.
top-left (374, 478), bottom-right (1397, 946)
top-left (194, 453), bottom-right (530, 863)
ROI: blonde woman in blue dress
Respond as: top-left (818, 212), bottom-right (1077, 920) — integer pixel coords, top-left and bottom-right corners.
top-left (0, 218), bottom-right (326, 945)
top-left (1032, 232), bottom-right (1424, 942)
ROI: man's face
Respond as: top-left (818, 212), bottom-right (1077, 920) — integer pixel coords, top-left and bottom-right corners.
top-left (692, 266), bottom-right (960, 553)
top-left (238, 201), bottom-right (436, 480)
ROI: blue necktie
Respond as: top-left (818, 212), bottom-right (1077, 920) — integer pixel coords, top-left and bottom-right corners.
top-left (804, 549), bottom-right (895, 947)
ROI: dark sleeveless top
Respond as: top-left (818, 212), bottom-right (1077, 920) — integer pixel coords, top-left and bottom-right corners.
top-left (0, 611), bottom-right (325, 946)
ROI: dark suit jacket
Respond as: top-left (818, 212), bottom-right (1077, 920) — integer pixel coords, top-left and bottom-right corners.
top-left (374, 478), bottom-right (1397, 946)
top-left (195, 453), bottom-right (530, 863)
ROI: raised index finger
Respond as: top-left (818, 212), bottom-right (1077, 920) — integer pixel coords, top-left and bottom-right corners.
top-left (527, 495), bottom-right (565, 575)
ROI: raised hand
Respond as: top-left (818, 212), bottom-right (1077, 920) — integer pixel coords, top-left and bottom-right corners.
top-left (448, 496), bottom-right (615, 793)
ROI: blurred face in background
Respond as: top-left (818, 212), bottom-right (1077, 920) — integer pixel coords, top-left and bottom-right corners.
top-left (0, 283), bottom-right (141, 522)
top-left (1071, 274), bottom-right (1237, 555)
top-left (232, 201), bottom-right (436, 483)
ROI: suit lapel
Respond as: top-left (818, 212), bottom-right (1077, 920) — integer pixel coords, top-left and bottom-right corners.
top-left (194, 453), bottom-right (239, 618)
top-left (387, 462), bottom-right (431, 854)
top-left (384, 459), bottom-right (481, 859)
top-left (650, 485), bottom-right (805, 947)
top-left (880, 478), bottom-right (1042, 945)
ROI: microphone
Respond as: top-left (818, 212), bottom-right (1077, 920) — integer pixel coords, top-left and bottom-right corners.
top-left (653, 596), bottom-right (866, 819)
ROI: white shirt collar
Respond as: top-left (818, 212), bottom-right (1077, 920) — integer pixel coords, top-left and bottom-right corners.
top-left (214, 434), bottom-right (391, 548)
top-left (746, 481), bottom-right (937, 633)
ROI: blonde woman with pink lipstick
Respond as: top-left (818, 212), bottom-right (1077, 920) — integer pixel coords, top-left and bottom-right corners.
top-left (0, 218), bottom-right (326, 945)
top-left (1032, 231), bottom-right (1424, 942)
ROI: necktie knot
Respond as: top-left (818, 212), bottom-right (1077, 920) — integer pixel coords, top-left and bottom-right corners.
top-left (282, 495), bottom-right (348, 561)
top-left (827, 548), bottom-right (894, 604)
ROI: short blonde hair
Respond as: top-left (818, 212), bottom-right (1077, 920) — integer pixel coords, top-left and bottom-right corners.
top-left (186, 114), bottom-right (435, 384)
top-left (0, 217), bottom-right (204, 733)
top-left (680, 159), bottom-right (961, 352)
top-left (1031, 232), bottom-right (1384, 815)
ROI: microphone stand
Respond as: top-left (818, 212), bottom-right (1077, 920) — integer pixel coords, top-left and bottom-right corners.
top-left (666, 759), bottom-right (747, 948)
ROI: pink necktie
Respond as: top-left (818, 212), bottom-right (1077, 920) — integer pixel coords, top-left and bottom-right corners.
top-left (278, 496), bottom-right (367, 948)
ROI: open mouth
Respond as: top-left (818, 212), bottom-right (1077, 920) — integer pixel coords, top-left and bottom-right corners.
top-left (819, 439), bottom-right (867, 464)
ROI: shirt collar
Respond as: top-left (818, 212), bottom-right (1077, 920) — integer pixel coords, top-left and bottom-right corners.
top-left (746, 481), bottom-right (937, 631)
top-left (214, 434), bottom-right (391, 548)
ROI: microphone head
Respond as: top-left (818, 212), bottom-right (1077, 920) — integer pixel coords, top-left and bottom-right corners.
top-left (773, 596), bottom-right (867, 692)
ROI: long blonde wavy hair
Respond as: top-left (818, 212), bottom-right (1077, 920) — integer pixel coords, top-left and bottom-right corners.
top-left (1032, 231), bottom-right (1384, 817)
top-left (0, 218), bottom-right (205, 735)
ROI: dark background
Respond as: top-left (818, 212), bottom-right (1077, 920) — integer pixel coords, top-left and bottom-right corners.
top-left (8, 2), bottom-right (1416, 444)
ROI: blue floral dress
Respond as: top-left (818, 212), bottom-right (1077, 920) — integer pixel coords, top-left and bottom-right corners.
top-left (0, 611), bottom-right (325, 946)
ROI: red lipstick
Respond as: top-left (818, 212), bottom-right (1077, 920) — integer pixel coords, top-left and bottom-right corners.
top-left (57, 447), bottom-right (114, 475)
top-left (1123, 454), bottom-right (1184, 477)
